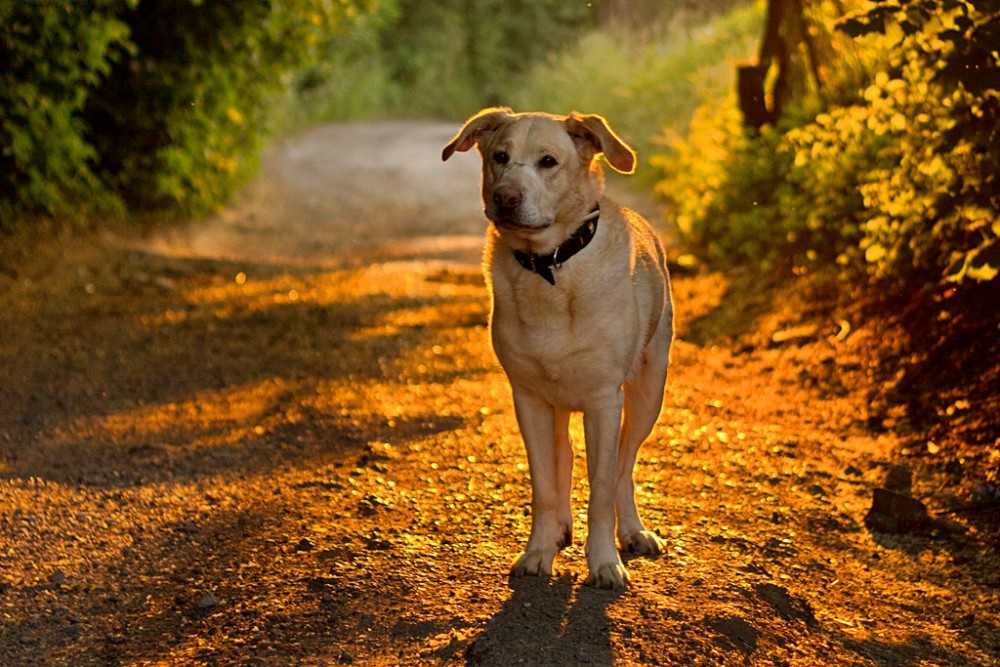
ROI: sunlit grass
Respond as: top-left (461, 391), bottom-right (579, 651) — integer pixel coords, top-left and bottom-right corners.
top-left (509, 2), bottom-right (764, 184)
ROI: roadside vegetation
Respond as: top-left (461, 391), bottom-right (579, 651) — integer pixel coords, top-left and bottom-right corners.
top-left (644, 0), bottom-right (999, 492)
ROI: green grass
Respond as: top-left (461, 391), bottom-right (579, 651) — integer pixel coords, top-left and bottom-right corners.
top-left (507, 3), bottom-right (764, 185)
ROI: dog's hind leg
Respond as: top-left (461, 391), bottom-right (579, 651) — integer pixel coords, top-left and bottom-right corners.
top-left (615, 325), bottom-right (670, 557)
top-left (510, 391), bottom-right (572, 578)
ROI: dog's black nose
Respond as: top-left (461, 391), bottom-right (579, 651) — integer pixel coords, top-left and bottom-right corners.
top-left (493, 186), bottom-right (522, 211)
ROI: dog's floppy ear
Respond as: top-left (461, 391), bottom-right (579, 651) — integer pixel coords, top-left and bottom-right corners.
top-left (565, 112), bottom-right (636, 175)
top-left (442, 107), bottom-right (514, 161)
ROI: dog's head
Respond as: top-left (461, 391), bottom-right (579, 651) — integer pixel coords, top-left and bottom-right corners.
top-left (442, 108), bottom-right (636, 236)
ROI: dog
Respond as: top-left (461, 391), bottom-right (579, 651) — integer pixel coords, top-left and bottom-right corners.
top-left (442, 108), bottom-right (673, 589)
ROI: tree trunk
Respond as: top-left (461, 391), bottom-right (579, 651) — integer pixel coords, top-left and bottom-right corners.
top-left (739, 0), bottom-right (822, 130)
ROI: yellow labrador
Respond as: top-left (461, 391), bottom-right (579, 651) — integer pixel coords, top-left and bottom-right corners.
top-left (442, 108), bottom-right (672, 589)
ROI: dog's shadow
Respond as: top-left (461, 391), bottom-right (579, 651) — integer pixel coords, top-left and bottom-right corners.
top-left (464, 573), bottom-right (620, 665)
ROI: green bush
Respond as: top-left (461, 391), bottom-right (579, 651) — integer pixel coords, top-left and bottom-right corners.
top-left (653, 99), bottom-right (797, 269)
top-left (655, 0), bottom-right (999, 287)
top-left (0, 1), bottom-right (132, 228)
top-left (512, 3), bottom-right (763, 179)
top-left (1, 0), bottom-right (374, 228)
top-left (84, 0), bottom-right (374, 218)
top-left (837, 0), bottom-right (1000, 285)
top-left (283, 0), bottom-right (603, 125)
top-left (375, 0), bottom-right (600, 120)
top-left (2, 0), bottom-right (603, 229)
top-left (274, 10), bottom-right (403, 130)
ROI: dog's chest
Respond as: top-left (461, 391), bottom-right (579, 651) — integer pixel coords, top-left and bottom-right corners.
top-left (490, 278), bottom-right (637, 402)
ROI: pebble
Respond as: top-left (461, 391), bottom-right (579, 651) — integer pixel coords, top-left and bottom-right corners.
top-left (864, 488), bottom-right (931, 534)
top-left (883, 465), bottom-right (912, 493)
top-left (197, 592), bottom-right (221, 609)
top-left (366, 538), bottom-right (392, 551)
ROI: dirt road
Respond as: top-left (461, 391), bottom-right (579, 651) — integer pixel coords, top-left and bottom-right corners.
top-left (1, 122), bottom-right (997, 666)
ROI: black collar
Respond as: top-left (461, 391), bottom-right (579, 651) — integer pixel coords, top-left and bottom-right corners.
top-left (513, 205), bottom-right (599, 286)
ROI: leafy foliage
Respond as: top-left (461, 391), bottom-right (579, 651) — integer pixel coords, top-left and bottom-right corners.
top-left (655, 0), bottom-right (999, 287)
top-left (279, 0), bottom-right (603, 125)
top-left (653, 98), bottom-right (794, 268)
top-left (0, 1), bottom-right (132, 227)
top-left (1, 0), bottom-right (373, 228)
top-left (275, 8), bottom-right (403, 129)
top-left (84, 0), bottom-right (374, 218)
top-left (375, 0), bottom-right (600, 119)
top-left (512, 4), bottom-right (763, 181)
top-left (1, 0), bottom-right (600, 227)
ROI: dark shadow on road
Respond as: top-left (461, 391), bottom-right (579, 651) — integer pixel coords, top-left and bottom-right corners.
top-left (0, 246), bottom-right (489, 487)
top-left (465, 574), bottom-right (619, 666)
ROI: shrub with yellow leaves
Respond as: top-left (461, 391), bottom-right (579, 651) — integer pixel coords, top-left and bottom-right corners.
top-left (655, 0), bottom-right (998, 291)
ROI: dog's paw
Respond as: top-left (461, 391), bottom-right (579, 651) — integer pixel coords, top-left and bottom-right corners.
top-left (510, 549), bottom-right (556, 578)
top-left (623, 530), bottom-right (664, 557)
top-left (585, 562), bottom-right (630, 590)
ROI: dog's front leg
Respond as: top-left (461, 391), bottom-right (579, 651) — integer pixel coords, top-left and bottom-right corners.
top-left (583, 388), bottom-right (629, 589)
top-left (510, 389), bottom-right (572, 578)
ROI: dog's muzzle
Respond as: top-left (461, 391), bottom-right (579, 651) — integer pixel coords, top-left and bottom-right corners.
top-left (493, 185), bottom-right (522, 212)
top-left (489, 186), bottom-right (544, 231)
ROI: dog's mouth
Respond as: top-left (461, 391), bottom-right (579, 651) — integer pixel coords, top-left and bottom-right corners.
top-left (493, 219), bottom-right (549, 233)
top-left (488, 212), bottom-right (551, 234)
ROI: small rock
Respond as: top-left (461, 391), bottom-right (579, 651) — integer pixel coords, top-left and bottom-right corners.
top-left (864, 487), bottom-right (968, 536)
top-left (306, 577), bottom-right (337, 593)
top-left (358, 494), bottom-right (390, 516)
top-left (196, 592), bottom-right (221, 609)
top-left (294, 537), bottom-right (315, 552)
top-left (883, 465), bottom-right (912, 493)
top-left (49, 569), bottom-right (67, 585)
top-left (365, 538), bottom-right (392, 551)
top-left (358, 442), bottom-right (395, 464)
top-left (972, 482), bottom-right (1000, 504)
top-left (807, 484), bottom-right (829, 500)
top-left (864, 488), bottom-right (931, 534)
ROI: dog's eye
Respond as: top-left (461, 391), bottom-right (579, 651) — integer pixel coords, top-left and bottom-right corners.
top-left (493, 151), bottom-right (509, 165)
top-left (539, 155), bottom-right (558, 169)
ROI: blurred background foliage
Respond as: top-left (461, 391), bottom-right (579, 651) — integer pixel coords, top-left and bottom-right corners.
top-left (654, 0), bottom-right (999, 296)
top-left (1, 0), bottom-right (377, 223)
top-left (1, 0), bottom-right (997, 296)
